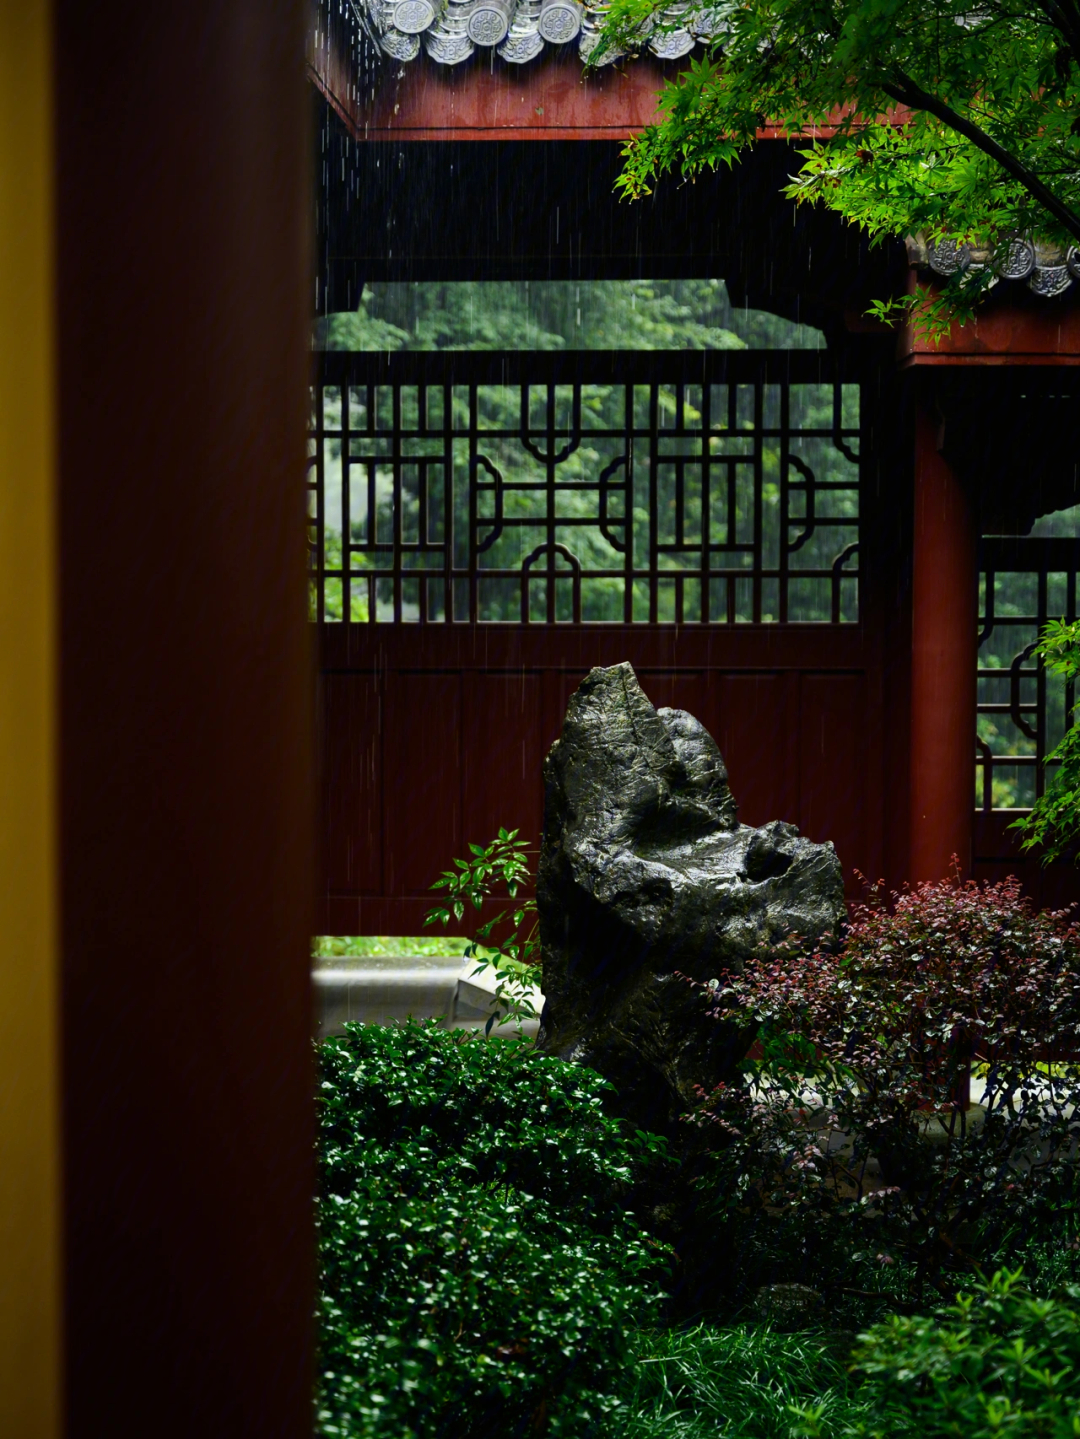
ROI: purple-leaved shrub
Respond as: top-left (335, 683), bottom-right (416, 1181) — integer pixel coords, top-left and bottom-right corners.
top-left (687, 872), bottom-right (1080, 1299)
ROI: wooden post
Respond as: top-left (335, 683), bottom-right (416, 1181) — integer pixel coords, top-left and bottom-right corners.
top-left (54, 4), bottom-right (315, 1435)
top-left (0, 0), bottom-right (63, 1432)
top-left (910, 396), bottom-right (977, 883)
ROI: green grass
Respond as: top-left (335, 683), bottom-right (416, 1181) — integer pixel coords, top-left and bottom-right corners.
top-left (312, 934), bottom-right (470, 958)
top-left (608, 1324), bottom-right (871, 1439)
top-left (603, 1233), bottom-right (1080, 1439)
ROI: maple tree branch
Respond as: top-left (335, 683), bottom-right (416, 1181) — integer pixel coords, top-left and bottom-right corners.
top-left (880, 68), bottom-right (1080, 242)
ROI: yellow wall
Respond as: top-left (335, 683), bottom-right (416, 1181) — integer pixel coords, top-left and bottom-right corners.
top-left (0, 1), bottom-right (62, 1434)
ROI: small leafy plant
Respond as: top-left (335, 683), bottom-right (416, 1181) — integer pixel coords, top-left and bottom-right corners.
top-left (1015, 618), bottom-right (1080, 865)
top-left (425, 828), bottom-right (543, 1033)
top-left (687, 872), bottom-right (1080, 1301)
top-left (801, 1269), bottom-right (1080, 1438)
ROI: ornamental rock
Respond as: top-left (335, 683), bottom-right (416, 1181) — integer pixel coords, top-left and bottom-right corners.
top-left (536, 662), bottom-right (845, 1133)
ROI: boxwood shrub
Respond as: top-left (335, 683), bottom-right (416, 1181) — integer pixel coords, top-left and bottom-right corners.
top-left (317, 1022), bottom-right (673, 1438)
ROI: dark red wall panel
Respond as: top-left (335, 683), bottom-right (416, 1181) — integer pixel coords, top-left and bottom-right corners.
top-left (317, 626), bottom-right (886, 934)
top-left (384, 672), bottom-right (462, 895)
top-left (714, 673), bottom-right (798, 831)
top-left (322, 673), bottom-right (382, 894)
top-left (541, 667), bottom-right (591, 775)
top-left (974, 812), bottom-right (1080, 912)
top-left (799, 673), bottom-right (869, 889)
top-left (462, 672), bottom-right (544, 852)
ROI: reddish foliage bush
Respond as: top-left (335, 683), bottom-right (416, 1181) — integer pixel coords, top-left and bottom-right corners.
top-left (709, 869), bottom-right (1080, 1111)
top-left (687, 871), bottom-right (1080, 1296)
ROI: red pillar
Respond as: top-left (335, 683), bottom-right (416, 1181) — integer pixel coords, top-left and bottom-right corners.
top-left (55, 3), bottom-right (314, 1436)
top-left (910, 397), bottom-right (978, 883)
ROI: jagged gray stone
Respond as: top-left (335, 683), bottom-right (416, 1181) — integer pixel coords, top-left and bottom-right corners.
top-left (536, 662), bottom-right (845, 1132)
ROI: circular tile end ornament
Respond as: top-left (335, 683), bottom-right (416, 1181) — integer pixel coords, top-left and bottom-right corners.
top-left (468, 0), bottom-right (511, 43)
top-left (928, 238), bottom-right (964, 276)
top-left (691, 3), bottom-right (733, 36)
top-left (393, 0), bottom-right (437, 30)
top-left (993, 236), bottom-right (1036, 280)
top-left (578, 27), bottom-right (622, 60)
top-left (538, 0), bottom-right (582, 40)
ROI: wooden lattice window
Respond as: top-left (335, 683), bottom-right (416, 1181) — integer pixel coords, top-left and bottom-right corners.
top-left (977, 537), bottom-right (1080, 810)
top-left (307, 350), bottom-right (862, 625)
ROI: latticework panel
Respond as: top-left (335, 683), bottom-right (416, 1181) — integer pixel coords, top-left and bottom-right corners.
top-left (308, 351), bottom-right (862, 625)
top-left (977, 538), bottom-right (1080, 811)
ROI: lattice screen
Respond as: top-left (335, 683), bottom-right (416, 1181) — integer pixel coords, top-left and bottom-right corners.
top-left (977, 537), bottom-right (1080, 810)
top-left (308, 352), bottom-right (862, 626)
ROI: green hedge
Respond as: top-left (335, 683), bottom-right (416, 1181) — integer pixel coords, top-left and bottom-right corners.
top-left (316, 1023), bottom-right (672, 1438)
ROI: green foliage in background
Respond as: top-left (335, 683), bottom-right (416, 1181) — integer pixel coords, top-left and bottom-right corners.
top-left (313, 279), bottom-right (824, 353)
top-left (977, 518), bottom-right (1080, 810)
top-left (599, 0), bottom-right (1080, 336)
top-left (426, 829), bottom-right (542, 1033)
top-left (312, 935), bottom-right (470, 959)
top-left (314, 529), bottom-right (366, 623)
top-left (316, 1022), bottom-right (672, 1438)
top-left (310, 281), bottom-right (853, 627)
top-left (1015, 617), bottom-right (1080, 862)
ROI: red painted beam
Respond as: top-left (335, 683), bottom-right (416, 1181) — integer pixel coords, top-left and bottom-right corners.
top-left (314, 48), bottom-right (670, 140)
top-left (909, 399), bottom-right (977, 882)
top-left (309, 42), bottom-right (909, 143)
top-left (900, 280), bottom-right (1080, 366)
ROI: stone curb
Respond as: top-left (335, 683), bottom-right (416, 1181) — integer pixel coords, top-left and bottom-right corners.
top-left (313, 956), bottom-right (545, 1038)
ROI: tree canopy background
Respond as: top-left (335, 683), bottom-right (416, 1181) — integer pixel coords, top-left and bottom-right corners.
top-left (313, 278), bottom-right (824, 351)
top-left (599, 0), bottom-right (1080, 330)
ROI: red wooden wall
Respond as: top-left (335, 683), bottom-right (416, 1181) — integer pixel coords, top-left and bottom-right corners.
top-left (317, 622), bottom-right (884, 934)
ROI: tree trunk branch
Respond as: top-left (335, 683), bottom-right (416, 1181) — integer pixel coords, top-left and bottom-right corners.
top-left (880, 70), bottom-right (1080, 243)
top-left (1040, 0), bottom-right (1080, 71)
